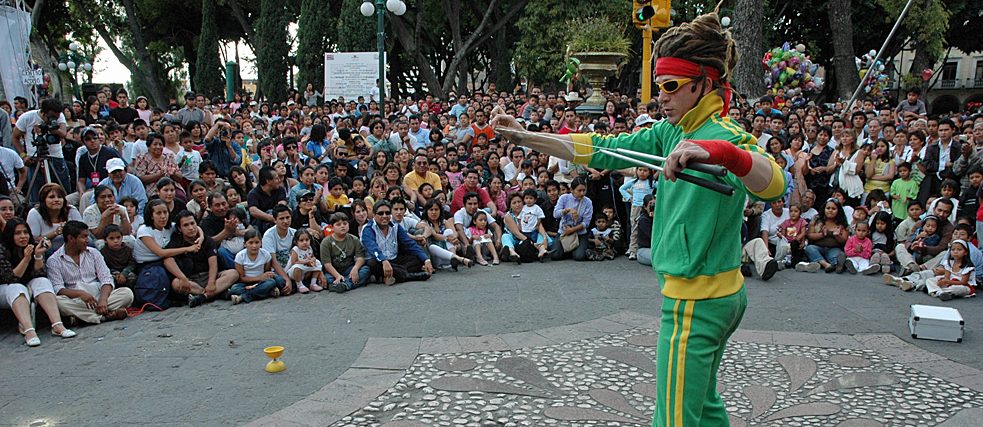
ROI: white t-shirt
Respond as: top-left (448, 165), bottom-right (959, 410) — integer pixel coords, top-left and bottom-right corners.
top-left (15, 110), bottom-right (67, 158)
top-left (123, 139), bottom-right (147, 164)
top-left (82, 203), bottom-right (129, 231)
top-left (387, 133), bottom-right (418, 151)
top-left (175, 149), bottom-right (203, 180)
top-left (0, 146), bottom-right (24, 189)
top-left (454, 208), bottom-right (496, 227)
top-left (26, 206), bottom-right (82, 238)
top-left (133, 225), bottom-right (173, 263)
top-left (235, 248), bottom-right (273, 278)
top-left (759, 208), bottom-right (790, 245)
top-left (262, 226), bottom-right (295, 266)
top-left (519, 204), bottom-right (545, 233)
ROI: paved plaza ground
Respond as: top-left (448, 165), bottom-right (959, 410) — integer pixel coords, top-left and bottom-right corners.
top-left (2, 260), bottom-right (982, 426)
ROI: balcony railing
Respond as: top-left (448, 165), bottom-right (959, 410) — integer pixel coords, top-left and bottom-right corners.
top-left (969, 78), bottom-right (983, 89)
top-left (940, 79), bottom-right (958, 89)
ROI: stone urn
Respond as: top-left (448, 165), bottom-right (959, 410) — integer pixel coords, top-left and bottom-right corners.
top-left (572, 51), bottom-right (628, 115)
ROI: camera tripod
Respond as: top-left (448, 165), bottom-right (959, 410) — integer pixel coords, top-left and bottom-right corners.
top-left (25, 153), bottom-right (67, 205)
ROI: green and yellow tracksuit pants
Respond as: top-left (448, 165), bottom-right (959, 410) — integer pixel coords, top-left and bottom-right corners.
top-left (654, 286), bottom-right (747, 427)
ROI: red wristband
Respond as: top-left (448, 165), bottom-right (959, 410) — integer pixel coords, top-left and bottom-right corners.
top-left (689, 139), bottom-right (753, 177)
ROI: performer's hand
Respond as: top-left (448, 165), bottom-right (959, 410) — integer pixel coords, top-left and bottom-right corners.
top-left (490, 107), bottom-right (523, 133)
top-left (663, 140), bottom-right (710, 182)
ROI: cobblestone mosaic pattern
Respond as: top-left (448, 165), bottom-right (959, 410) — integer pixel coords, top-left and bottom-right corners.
top-left (331, 329), bottom-right (983, 426)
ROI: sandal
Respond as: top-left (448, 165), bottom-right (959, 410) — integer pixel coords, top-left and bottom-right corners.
top-left (20, 327), bottom-right (40, 347)
top-left (231, 294), bottom-right (243, 305)
top-left (384, 276), bottom-right (397, 286)
top-left (51, 322), bottom-right (77, 338)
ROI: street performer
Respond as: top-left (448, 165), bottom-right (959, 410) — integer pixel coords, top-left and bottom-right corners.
top-left (492, 5), bottom-right (786, 426)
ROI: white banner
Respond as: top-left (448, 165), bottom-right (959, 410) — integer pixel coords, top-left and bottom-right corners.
top-left (0, 6), bottom-right (33, 105)
top-left (323, 52), bottom-right (385, 101)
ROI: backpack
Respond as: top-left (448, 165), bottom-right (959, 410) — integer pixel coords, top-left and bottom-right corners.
top-left (133, 264), bottom-right (171, 310)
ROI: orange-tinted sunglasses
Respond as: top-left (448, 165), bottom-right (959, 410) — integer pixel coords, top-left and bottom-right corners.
top-left (655, 78), bottom-right (695, 94)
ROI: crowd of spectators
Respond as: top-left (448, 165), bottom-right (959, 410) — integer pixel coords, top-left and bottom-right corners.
top-left (0, 82), bottom-right (980, 347)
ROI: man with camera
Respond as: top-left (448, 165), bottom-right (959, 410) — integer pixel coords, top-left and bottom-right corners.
top-left (204, 118), bottom-right (242, 177)
top-left (11, 98), bottom-right (71, 205)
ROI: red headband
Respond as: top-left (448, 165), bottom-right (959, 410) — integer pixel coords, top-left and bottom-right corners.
top-left (655, 57), bottom-right (731, 114)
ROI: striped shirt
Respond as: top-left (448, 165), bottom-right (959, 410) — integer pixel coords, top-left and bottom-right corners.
top-left (46, 246), bottom-right (115, 294)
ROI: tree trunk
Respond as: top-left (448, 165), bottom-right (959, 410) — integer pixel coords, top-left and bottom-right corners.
top-left (195, 0), bottom-right (226, 98)
top-left (732, 0), bottom-right (765, 98)
top-left (827, 0), bottom-right (860, 100)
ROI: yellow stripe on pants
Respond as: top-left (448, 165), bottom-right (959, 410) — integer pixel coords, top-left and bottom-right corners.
top-left (674, 300), bottom-right (695, 427)
top-left (664, 299), bottom-right (681, 427)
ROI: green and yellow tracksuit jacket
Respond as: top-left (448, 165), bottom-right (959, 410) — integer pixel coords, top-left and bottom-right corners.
top-left (570, 93), bottom-right (787, 301)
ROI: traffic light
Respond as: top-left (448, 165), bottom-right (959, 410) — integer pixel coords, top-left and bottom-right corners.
top-left (651, 0), bottom-right (671, 29)
top-left (633, 0), bottom-right (671, 29)
top-left (633, 1), bottom-right (655, 28)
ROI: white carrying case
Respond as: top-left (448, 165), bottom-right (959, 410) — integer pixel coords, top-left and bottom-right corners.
top-left (909, 304), bottom-right (964, 343)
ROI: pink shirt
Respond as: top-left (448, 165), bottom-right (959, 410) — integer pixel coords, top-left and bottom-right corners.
top-left (845, 235), bottom-right (872, 259)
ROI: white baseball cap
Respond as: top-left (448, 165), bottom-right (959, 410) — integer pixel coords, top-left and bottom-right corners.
top-left (106, 158), bottom-right (126, 173)
top-left (634, 114), bottom-right (657, 127)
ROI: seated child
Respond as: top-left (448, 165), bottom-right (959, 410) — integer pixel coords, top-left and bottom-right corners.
top-left (100, 224), bottom-right (136, 289)
top-left (869, 211), bottom-right (896, 274)
top-left (844, 221), bottom-right (878, 275)
top-left (121, 197), bottom-right (142, 237)
top-left (466, 210), bottom-right (499, 266)
top-left (221, 207), bottom-right (248, 256)
top-left (320, 212), bottom-right (372, 293)
top-left (286, 229), bottom-right (326, 292)
top-left (324, 177), bottom-right (351, 214)
top-left (848, 206), bottom-right (869, 234)
top-left (777, 203), bottom-right (808, 265)
top-left (923, 239), bottom-right (976, 301)
top-left (230, 229), bottom-right (291, 304)
top-left (601, 205), bottom-right (624, 256)
top-left (587, 215), bottom-right (617, 261)
top-left (907, 215), bottom-right (942, 264)
top-left (925, 180), bottom-right (960, 224)
top-left (895, 200), bottom-right (924, 243)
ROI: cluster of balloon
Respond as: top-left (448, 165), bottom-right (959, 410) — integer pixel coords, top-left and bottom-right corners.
top-left (856, 49), bottom-right (889, 101)
top-left (762, 42), bottom-right (823, 95)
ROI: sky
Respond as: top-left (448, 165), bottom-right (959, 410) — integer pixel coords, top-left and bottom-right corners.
top-left (92, 38), bottom-right (259, 84)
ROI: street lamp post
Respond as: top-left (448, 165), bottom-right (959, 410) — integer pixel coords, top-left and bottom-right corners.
top-left (360, 0), bottom-right (406, 101)
top-left (57, 42), bottom-right (92, 101)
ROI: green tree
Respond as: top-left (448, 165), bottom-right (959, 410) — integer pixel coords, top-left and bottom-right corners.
top-left (254, 0), bottom-right (290, 101)
top-left (336, 0), bottom-right (374, 52)
top-left (296, 0), bottom-right (337, 93)
top-left (194, 0), bottom-right (226, 98)
top-left (514, 0), bottom-right (630, 88)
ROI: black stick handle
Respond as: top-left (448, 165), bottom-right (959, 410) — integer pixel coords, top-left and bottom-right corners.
top-left (685, 162), bottom-right (729, 177)
top-left (674, 171), bottom-right (735, 196)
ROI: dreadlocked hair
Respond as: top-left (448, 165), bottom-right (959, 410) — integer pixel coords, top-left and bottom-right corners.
top-left (653, 1), bottom-right (737, 81)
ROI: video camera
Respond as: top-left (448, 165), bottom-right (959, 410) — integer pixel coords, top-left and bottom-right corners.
top-left (33, 119), bottom-right (60, 157)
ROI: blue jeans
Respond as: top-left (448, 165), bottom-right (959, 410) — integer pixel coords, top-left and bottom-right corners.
top-left (336, 264), bottom-right (372, 290)
top-left (804, 245), bottom-right (844, 265)
top-left (217, 247), bottom-right (236, 271)
top-left (550, 233), bottom-right (589, 261)
top-left (27, 157), bottom-right (71, 205)
top-left (229, 276), bottom-right (285, 303)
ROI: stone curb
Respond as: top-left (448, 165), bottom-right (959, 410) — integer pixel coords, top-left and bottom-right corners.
top-left (247, 310), bottom-right (981, 426)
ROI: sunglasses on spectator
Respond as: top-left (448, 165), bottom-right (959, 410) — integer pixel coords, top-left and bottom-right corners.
top-left (375, 210), bottom-right (391, 216)
top-left (656, 78), bottom-right (695, 94)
